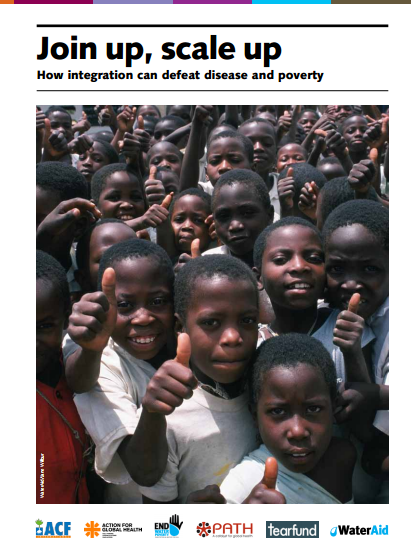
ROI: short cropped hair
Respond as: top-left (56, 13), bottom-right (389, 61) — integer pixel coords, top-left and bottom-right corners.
top-left (36, 250), bottom-right (70, 313)
top-left (253, 217), bottom-right (321, 271)
top-left (207, 130), bottom-right (254, 164)
top-left (278, 162), bottom-right (327, 196)
top-left (322, 199), bottom-right (389, 251)
top-left (318, 177), bottom-right (378, 226)
top-left (249, 333), bottom-right (338, 407)
top-left (75, 218), bottom-right (132, 272)
top-left (97, 239), bottom-right (174, 290)
top-left (175, 255), bottom-right (258, 324)
top-left (211, 169), bottom-right (271, 213)
top-left (92, 139), bottom-right (119, 165)
top-left (240, 116), bottom-right (277, 137)
top-left (169, 187), bottom-right (211, 216)
top-left (36, 162), bottom-right (89, 201)
top-left (45, 105), bottom-right (71, 120)
top-left (156, 115), bottom-right (185, 129)
top-left (91, 163), bottom-right (142, 203)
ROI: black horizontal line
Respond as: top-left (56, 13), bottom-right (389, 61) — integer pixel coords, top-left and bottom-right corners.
top-left (37, 89), bottom-right (389, 92)
top-left (37, 24), bottom-right (388, 28)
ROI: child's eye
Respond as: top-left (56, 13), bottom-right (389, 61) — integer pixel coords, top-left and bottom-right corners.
top-left (200, 319), bottom-right (219, 328)
top-left (242, 209), bottom-right (257, 218)
top-left (271, 407), bottom-right (285, 416)
top-left (308, 254), bottom-right (324, 264)
top-left (194, 218), bottom-right (205, 225)
top-left (209, 157), bottom-right (220, 166)
top-left (79, 154), bottom-right (86, 161)
top-left (106, 194), bottom-right (120, 202)
top-left (37, 323), bottom-right (54, 331)
top-left (272, 256), bottom-right (287, 265)
top-left (328, 265), bottom-right (344, 274)
top-left (131, 194), bottom-right (144, 202)
top-left (307, 406), bottom-right (322, 414)
top-left (242, 316), bottom-right (257, 325)
top-left (150, 297), bottom-right (168, 307)
top-left (117, 301), bottom-right (132, 309)
top-left (173, 216), bottom-right (185, 223)
top-left (364, 265), bottom-right (380, 273)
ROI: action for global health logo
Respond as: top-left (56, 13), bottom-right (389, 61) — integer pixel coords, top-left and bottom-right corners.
top-left (155, 515), bottom-right (183, 537)
top-left (196, 522), bottom-right (253, 538)
top-left (330, 525), bottom-right (388, 536)
top-left (84, 521), bottom-right (142, 538)
top-left (36, 519), bottom-right (71, 538)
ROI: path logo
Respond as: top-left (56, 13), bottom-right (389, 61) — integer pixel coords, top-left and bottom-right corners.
top-left (84, 521), bottom-right (101, 538)
top-left (35, 520), bottom-right (71, 538)
top-left (197, 522), bottom-right (253, 538)
top-left (197, 522), bottom-right (212, 537)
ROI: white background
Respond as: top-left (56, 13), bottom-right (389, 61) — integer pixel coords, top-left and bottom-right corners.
top-left (0, 2), bottom-right (406, 550)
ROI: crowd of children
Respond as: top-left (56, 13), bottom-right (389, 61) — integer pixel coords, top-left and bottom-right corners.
top-left (36, 104), bottom-right (389, 504)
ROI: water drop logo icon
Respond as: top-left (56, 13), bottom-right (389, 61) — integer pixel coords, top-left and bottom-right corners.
top-left (330, 527), bottom-right (338, 537)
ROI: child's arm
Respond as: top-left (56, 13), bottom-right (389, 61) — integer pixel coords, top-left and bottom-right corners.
top-left (243, 457), bottom-right (286, 504)
top-left (65, 268), bottom-right (117, 393)
top-left (117, 334), bottom-right (198, 487)
top-left (224, 105), bottom-right (239, 128)
top-left (323, 129), bottom-right (353, 175)
top-left (97, 105), bottom-right (118, 135)
top-left (333, 293), bottom-right (371, 383)
top-left (36, 198), bottom-right (101, 271)
top-left (277, 167), bottom-right (295, 217)
top-left (162, 123), bottom-right (192, 146)
top-left (179, 105), bottom-right (213, 192)
top-left (111, 105), bottom-right (136, 153)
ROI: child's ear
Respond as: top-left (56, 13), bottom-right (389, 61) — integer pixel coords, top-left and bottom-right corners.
top-left (174, 313), bottom-right (186, 335)
top-left (252, 267), bottom-right (264, 291)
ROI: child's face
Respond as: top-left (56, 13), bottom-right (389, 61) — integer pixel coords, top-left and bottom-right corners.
top-left (147, 142), bottom-right (182, 176)
top-left (168, 105), bottom-right (191, 123)
top-left (298, 111), bottom-right (318, 134)
top-left (325, 224), bottom-right (389, 320)
top-left (111, 257), bottom-right (174, 360)
top-left (77, 142), bottom-right (110, 183)
top-left (48, 110), bottom-right (73, 141)
top-left (260, 226), bottom-right (325, 310)
top-left (153, 120), bottom-right (180, 143)
top-left (214, 183), bottom-right (272, 257)
top-left (334, 105), bottom-right (354, 123)
top-left (184, 276), bottom-right (258, 384)
top-left (137, 105), bottom-right (159, 118)
top-left (206, 137), bottom-right (251, 186)
top-left (343, 116), bottom-right (368, 153)
top-left (256, 364), bottom-right (333, 473)
top-left (36, 280), bottom-right (66, 375)
top-left (36, 186), bottom-right (61, 229)
top-left (171, 195), bottom-right (210, 253)
top-left (255, 105), bottom-right (277, 119)
top-left (276, 144), bottom-right (307, 173)
top-left (97, 171), bottom-right (146, 221)
top-left (87, 223), bottom-right (137, 291)
top-left (240, 121), bottom-right (276, 175)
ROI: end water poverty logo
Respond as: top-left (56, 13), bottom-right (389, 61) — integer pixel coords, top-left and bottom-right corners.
top-left (330, 525), bottom-right (388, 536)
top-left (155, 515), bottom-right (183, 538)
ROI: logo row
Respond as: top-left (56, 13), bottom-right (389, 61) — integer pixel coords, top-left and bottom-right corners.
top-left (35, 519), bottom-right (389, 539)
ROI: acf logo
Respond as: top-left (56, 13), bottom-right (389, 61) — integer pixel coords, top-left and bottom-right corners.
top-left (35, 519), bottom-right (71, 538)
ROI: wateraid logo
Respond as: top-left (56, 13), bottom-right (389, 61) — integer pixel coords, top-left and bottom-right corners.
top-left (330, 525), bottom-right (388, 536)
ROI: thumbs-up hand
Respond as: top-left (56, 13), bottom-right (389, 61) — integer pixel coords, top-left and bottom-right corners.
top-left (278, 167), bottom-right (295, 213)
top-left (121, 131), bottom-right (141, 164)
top-left (36, 108), bottom-right (46, 134)
top-left (333, 293), bottom-right (365, 354)
top-left (142, 333), bottom-right (198, 415)
top-left (117, 105), bottom-right (136, 133)
top-left (243, 458), bottom-right (286, 504)
top-left (298, 181), bottom-right (319, 221)
top-left (68, 268), bottom-right (118, 352)
top-left (145, 165), bottom-right (166, 206)
top-left (325, 129), bottom-right (348, 159)
top-left (133, 116), bottom-right (151, 152)
top-left (348, 158), bottom-right (376, 195)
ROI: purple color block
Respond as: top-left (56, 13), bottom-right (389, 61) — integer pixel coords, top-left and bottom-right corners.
top-left (94, 0), bottom-right (172, 3)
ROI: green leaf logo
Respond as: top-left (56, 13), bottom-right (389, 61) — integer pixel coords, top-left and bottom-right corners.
top-left (35, 519), bottom-right (43, 527)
